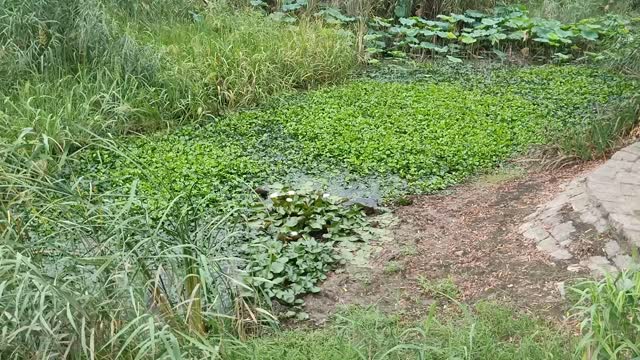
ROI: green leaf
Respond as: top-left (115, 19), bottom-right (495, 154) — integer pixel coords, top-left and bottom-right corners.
top-left (446, 55), bottom-right (463, 63)
top-left (394, 0), bottom-right (412, 18)
top-left (399, 17), bottom-right (417, 26)
top-left (507, 30), bottom-right (526, 40)
top-left (453, 14), bottom-right (476, 23)
top-left (580, 30), bottom-right (598, 41)
top-left (271, 262), bottom-right (285, 274)
top-left (436, 14), bottom-right (456, 23)
top-left (533, 37), bottom-right (550, 43)
top-left (481, 18), bottom-right (500, 26)
top-left (465, 10), bottom-right (485, 18)
top-left (436, 31), bottom-right (457, 40)
top-left (460, 35), bottom-right (477, 44)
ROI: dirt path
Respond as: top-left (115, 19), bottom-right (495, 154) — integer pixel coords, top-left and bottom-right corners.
top-left (304, 163), bottom-right (602, 324)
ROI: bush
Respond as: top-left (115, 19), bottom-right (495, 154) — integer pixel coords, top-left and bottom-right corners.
top-left (241, 186), bottom-right (369, 309)
top-left (365, 6), bottom-right (635, 62)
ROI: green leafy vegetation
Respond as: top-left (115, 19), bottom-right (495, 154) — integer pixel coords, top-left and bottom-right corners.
top-left (85, 65), bottom-right (637, 214)
top-left (242, 186), bottom-right (369, 308)
top-left (526, 0), bottom-right (639, 23)
top-left (367, 6), bottom-right (638, 62)
top-left (418, 276), bottom-right (461, 299)
top-left (2, 0), bottom-right (640, 358)
top-left (0, 144), bottom-right (248, 358)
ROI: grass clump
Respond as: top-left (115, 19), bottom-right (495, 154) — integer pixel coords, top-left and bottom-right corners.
top-left (572, 269), bottom-right (640, 359)
top-left (84, 65), bottom-right (637, 214)
top-left (418, 276), bottom-right (460, 300)
top-left (235, 303), bottom-right (574, 359)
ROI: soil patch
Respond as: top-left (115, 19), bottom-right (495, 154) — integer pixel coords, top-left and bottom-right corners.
top-left (304, 163), bottom-right (601, 325)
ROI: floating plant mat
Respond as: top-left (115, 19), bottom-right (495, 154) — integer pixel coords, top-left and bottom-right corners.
top-left (79, 65), bottom-right (637, 215)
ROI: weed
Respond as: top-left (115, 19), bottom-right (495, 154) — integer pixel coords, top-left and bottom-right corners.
top-left (477, 164), bottom-right (525, 185)
top-left (0, 137), bottom-right (254, 358)
top-left (241, 185), bottom-right (370, 307)
top-left (418, 276), bottom-right (461, 299)
top-left (394, 196), bottom-right (414, 206)
top-left (384, 260), bottom-right (405, 274)
top-left (401, 244), bottom-right (418, 256)
top-left (555, 95), bottom-right (640, 160)
top-left (527, 0), bottom-right (638, 22)
top-left (0, 0), bottom-right (356, 146)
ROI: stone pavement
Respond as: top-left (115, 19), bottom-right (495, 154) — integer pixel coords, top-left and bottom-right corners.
top-left (519, 142), bottom-right (640, 275)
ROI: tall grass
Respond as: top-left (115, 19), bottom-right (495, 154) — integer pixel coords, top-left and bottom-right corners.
top-left (526, 0), bottom-right (638, 22)
top-left (553, 95), bottom-right (640, 161)
top-left (329, 0), bottom-right (638, 19)
top-left (330, 0), bottom-right (502, 17)
top-left (601, 25), bottom-right (640, 79)
top-left (572, 269), bottom-right (640, 359)
top-left (0, 134), bottom-right (267, 358)
top-left (555, 14), bottom-right (640, 160)
top-left (0, 0), bottom-right (357, 148)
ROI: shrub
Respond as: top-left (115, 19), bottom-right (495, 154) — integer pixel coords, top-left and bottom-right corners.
top-left (241, 186), bottom-right (369, 309)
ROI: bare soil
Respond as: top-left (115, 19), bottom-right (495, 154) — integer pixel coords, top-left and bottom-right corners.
top-left (304, 163), bottom-right (602, 325)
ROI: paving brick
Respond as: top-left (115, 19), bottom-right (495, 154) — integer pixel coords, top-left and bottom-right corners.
top-left (583, 256), bottom-right (618, 276)
top-left (523, 226), bottom-right (551, 243)
top-left (550, 221), bottom-right (576, 243)
top-left (522, 141), bottom-right (640, 266)
top-left (537, 238), bottom-right (560, 253)
top-left (621, 183), bottom-right (638, 197)
top-left (604, 240), bottom-right (621, 257)
top-left (625, 143), bottom-right (640, 156)
top-left (550, 249), bottom-right (573, 260)
top-left (570, 193), bottom-right (590, 212)
top-left (619, 172), bottom-right (640, 185)
top-left (613, 255), bottom-right (636, 270)
top-left (627, 230), bottom-right (640, 247)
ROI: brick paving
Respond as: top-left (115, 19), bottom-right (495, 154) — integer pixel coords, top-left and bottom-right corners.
top-left (520, 142), bottom-right (640, 275)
